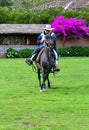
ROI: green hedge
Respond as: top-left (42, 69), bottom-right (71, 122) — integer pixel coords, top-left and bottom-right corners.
top-left (5, 46), bottom-right (89, 58)
top-left (57, 46), bottom-right (89, 57)
top-left (5, 48), bottom-right (33, 58)
top-left (5, 48), bottom-right (19, 58)
top-left (18, 49), bottom-right (33, 58)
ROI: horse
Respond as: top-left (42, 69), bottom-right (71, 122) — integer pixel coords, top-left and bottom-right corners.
top-left (35, 33), bottom-right (56, 92)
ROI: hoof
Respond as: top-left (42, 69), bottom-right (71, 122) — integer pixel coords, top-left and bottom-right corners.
top-left (40, 88), bottom-right (46, 92)
top-left (43, 88), bottom-right (46, 92)
top-left (40, 89), bottom-right (43, 92)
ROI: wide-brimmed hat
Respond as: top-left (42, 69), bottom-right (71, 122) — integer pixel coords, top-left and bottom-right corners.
top-left (43, 24), bottom-right (54, 30)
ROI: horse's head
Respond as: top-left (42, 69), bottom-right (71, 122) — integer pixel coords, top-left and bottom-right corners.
top-left (44, 33), bottom-right (54, 49)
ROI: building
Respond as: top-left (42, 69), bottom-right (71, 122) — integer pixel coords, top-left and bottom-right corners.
top-left (0, 24), bottom-right (89, 57)
top-left (0, 24), bottom-right (46, 57)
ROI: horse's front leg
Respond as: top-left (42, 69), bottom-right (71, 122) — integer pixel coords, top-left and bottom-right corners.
top-left (37, 68), bottom-right (41, 88)
top-left (40, 70), bottom-right (47, 92)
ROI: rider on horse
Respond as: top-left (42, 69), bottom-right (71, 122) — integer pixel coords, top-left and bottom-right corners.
top-left (26, 24), bottom-right (60, 72)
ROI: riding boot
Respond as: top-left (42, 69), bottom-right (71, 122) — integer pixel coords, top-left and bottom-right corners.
top-left (25, 54), bottom-right (36, 66)
top-left (53, 64), bottom-right (60, 72)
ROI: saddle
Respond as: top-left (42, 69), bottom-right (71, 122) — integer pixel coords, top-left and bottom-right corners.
top-left (36, 47), bottom-right (45, 63)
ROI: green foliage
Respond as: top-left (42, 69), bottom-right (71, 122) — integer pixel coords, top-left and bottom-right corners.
top-left (0, 6), bottom-right (89, 25)
top-left (63, 9), bottom-right (80, 18)
top-left (18, 49), bottom-right (33, 58)
top-left (77, 11), bottom-right (89, 25)
top-left (5, 46), bottom-right (89, 58)
top-left (0, 0), bottom-right (89, 25)
top-left (5, 48), bottom-right (19, 58)
top-left (36, 7), bottom-right (64, 23)
top-left (5, 48), bottom-right (33, 58)
top-left (0, 7), bottom-right (89, 25)
top-left (58, 46), bottom-right (89, 57)
top-left (0, 7), bottom-right (10, 23)
top-left (0, 0), bottom-right (12, 7)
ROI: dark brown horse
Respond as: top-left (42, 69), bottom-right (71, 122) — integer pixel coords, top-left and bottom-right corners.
top-left (35, 33), bottom-right (55, 92)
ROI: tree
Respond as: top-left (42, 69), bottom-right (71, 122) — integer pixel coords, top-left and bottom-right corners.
top-left (0, 0), bottom-right (12, 7)
top-left (0, 7), bottom-right (10, 23)
top-left (50, 16), bottom-right (89, 47)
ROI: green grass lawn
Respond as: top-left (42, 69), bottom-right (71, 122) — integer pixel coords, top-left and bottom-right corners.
top-left (0, 57), bottom-right (89, 130)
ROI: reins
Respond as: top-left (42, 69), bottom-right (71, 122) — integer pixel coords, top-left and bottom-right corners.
top-left (32, 63), bottom-right (38, 73)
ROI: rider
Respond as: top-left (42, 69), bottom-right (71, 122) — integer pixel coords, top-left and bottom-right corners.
top-left (26, 24), bottom-right (60, 71)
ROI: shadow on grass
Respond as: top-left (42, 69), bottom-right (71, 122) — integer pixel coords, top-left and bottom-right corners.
top-left (50, 87), bottom-right (59, 90)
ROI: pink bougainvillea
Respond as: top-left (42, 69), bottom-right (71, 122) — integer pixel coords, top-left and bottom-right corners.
top-left (50, 16), bottom-right (89, 39)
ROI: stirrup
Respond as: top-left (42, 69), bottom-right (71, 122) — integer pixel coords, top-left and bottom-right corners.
top-left (53, 65), bottom-right (60, 72)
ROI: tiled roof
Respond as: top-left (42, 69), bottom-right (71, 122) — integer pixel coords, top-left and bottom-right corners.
top-left (31, 0), bottom-right (65, 11)
top-left (0, 24), bottom-right (47, 34)
top-left (31, 0), bottom-right (89, 11)
top-left (69, 0), bottom-right (89, 9)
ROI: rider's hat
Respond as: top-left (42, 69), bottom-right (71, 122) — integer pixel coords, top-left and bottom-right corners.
top-left (43, 24), bottom-right (54, 30)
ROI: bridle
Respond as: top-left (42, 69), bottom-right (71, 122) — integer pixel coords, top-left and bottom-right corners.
top-left (44, 33), bottom-right (54, 49)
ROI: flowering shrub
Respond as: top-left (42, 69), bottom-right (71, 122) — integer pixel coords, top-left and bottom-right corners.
top-left (50, 16), bottom-right (89, 39)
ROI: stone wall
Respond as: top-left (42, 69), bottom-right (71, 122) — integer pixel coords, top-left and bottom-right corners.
top-left (0, 45), bottom-right (36, 58)
top-left (0, 36), bottom-right (89, 58)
